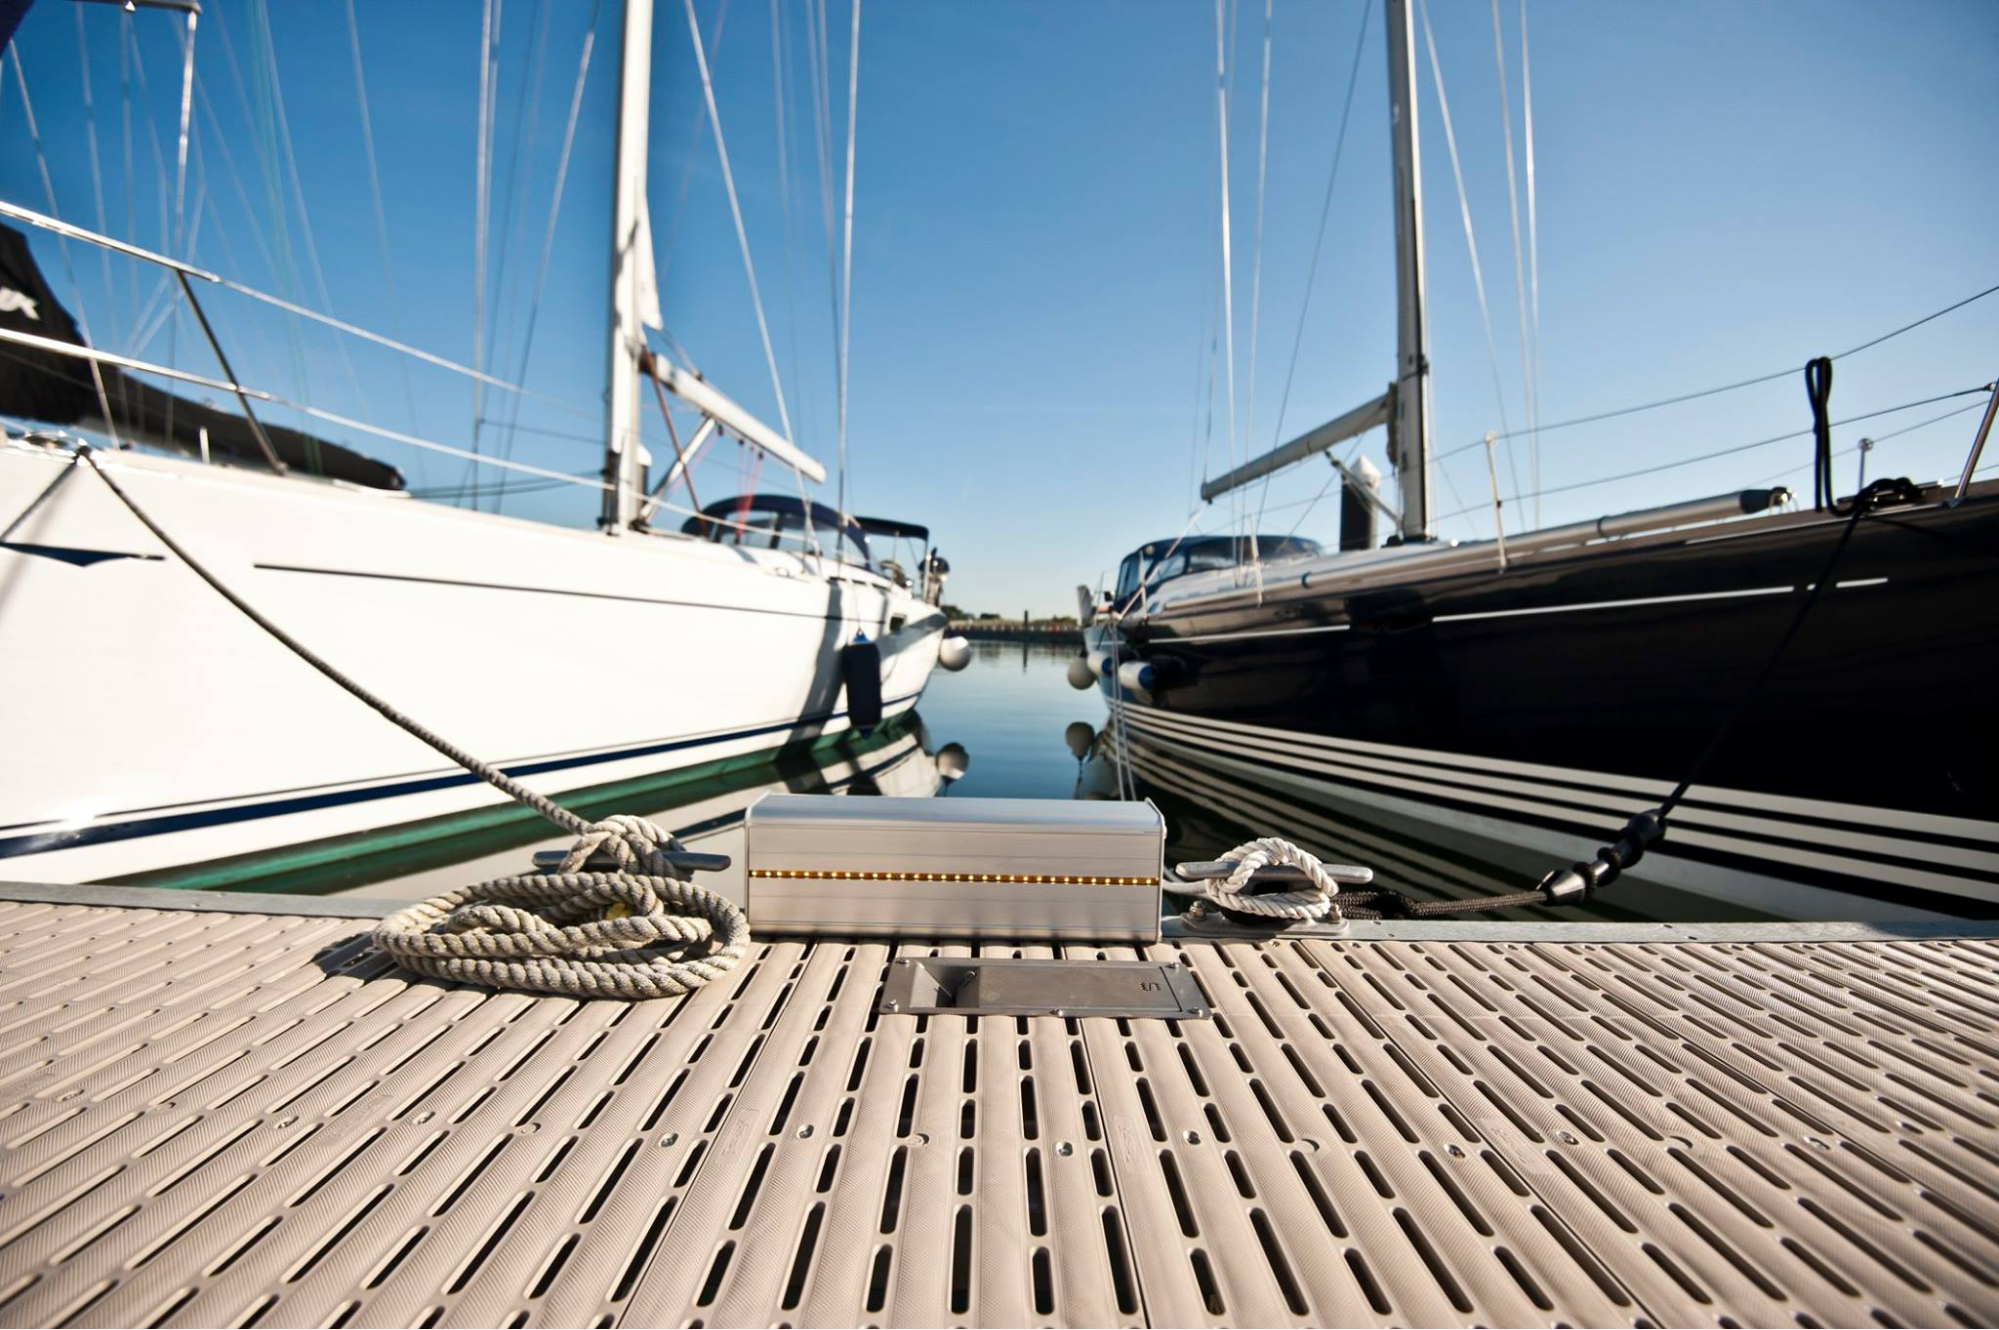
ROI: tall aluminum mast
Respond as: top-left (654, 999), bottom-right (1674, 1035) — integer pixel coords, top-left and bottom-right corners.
top-left (602, 0), bottom-right (655, 531)
top-left (1384, 0), bottom-right (1432, 541)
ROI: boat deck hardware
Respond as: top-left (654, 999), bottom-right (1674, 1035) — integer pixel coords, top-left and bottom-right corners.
top-left (528, 847), bottom-right (733, 874)
top-left (878, 955), bottom-right (1208, 1019)
top-left (1172, 858), bottom-right (1375, 885)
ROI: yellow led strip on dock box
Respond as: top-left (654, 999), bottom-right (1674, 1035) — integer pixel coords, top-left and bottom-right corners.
top-left (749, 869), bottom-right (1158, 886)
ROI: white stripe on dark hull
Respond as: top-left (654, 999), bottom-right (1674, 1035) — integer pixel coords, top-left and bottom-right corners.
top-left (1109, 695), bottom-right (1999, 844)
top-left (1430, 583), bottom-right (1792, 624)
top-left (1170, 623), bottom-right (1353, 645)
top-left (1111, 700), bottom-right (1997, 914)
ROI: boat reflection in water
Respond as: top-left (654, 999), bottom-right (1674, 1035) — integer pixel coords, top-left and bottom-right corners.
top-left (322, 716), bottom-right (966, 904)
top-left (1066, 718), bottom-right (1757, 923)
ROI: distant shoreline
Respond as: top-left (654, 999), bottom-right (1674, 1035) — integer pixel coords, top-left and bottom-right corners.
top-left (949, 622), bottom-right (1084, 646)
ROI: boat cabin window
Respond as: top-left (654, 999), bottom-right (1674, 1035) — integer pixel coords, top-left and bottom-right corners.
top-left (1113, 534), bottom-right (1322, 611)
top-left (1114, 550), bottom-right (1150, 607)
top-left (682, 496), bottom-right (872, 568)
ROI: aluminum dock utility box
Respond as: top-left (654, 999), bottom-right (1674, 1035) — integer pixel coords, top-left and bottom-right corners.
top-left (745, 794), bottom-right (1165, 940)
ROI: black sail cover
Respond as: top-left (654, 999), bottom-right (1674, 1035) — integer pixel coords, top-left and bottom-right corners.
top-left (0, 224), bottom-right (404, 490)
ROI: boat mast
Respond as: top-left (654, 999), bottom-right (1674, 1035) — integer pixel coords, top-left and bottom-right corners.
top-left (602, 0), bottom-right (655, 532)
top-left (1194, 0), bottom-right (1435, 542)
top-left (1384, 0), bottom-right (1432, 541)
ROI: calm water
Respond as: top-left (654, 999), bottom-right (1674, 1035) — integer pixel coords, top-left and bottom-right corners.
top-left (325, 640), bottom-right (1738, 920)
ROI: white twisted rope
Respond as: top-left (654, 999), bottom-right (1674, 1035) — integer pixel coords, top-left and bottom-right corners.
top-left (1202, 836), bottom-right (1354, 923)
top-left (375, 816), bottom-right (749, 1000)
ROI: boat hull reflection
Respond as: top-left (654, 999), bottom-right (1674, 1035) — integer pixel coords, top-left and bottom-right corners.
top-left (1072, 717), bottom-right (1771, 923)
top-left (285, 715), bottom-right (964, 902)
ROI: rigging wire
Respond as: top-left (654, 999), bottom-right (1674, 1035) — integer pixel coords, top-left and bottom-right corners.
top-left (835, 0), bottom-right (860, 521)
top-left (806, 0), bottom-right (843, 505)
top-left (1279, 461), bottom-right (1342, 542)
top-left (189, 75), bottom-right (279, 282)
top-left (1247, 383), bottom-right (1995, 531)
top-left (1188, 225), bottom-right (1222, 510)
top-left (1241, 0), bottom-right (1272, 555)
top-left (340, 0), bottom-right (422, 444)
top-left (119, 14), bottom-right (136, 324)
top-left (681, 0), bottom-right (799, 451)
top-left (494, 0), bottom-right (604, 473)
top-left (1424, 383), bottom-right (1995, 526)
top-left (681, 0), bottom-right (816, 561)
top-left (171, 10), bottom-right (195, 263)
top-left (0, 200), bottom-right (594, 422)
top-left (469, 0), bottom-right (500, 504)
top-left (771, 0), bottom-right (806, 454)
top-left (217, 1), bottom-right (307, 403)
top-left (255, 0), bottom-right (377, 440)
top-left (1266, 0), bottom-right (1370, 452)
top-left (1432, 279), bottom-right (1999, 462)
top-left (117, 17), bottom-right (182, 443)
top-left (8, 42), bottom-right (123, 445)
top-left (1741, 397), bottom-right (1990, 488)
top-left (0, 319), bottom-right (645, 504)
top-left (1212, 0), bottom-right (1240, 551)
top-left (1415, 0), bottom-right (1520, 506)
top-left (1519, 0), bottom-right (1543, 526)
top-left (487, 0), bottom-right (554, 396)
top-left (656, 0), bottom-right (733, 290)
top-left (127, 183), bottom-right (210, 354)
top-left (73, 11), bottom-right (122, 349)
top-left (1488, 0), bottom-right (1537, 527)
top-left (117, 25), bottom-right (174, 306)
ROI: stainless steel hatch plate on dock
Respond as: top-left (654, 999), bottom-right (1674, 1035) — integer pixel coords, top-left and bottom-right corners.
top-left (0, 888), bottom-right (1996, 1328)
top-left (880, 956), bottom-right (1209, 1019)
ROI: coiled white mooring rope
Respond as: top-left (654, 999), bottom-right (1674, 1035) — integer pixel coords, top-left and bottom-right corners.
top-left (1196, 836), bottom-right (1365, 924)
top-left (374, 816), bottom-right (749, 1000)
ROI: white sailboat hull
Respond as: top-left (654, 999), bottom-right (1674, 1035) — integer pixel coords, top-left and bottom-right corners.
top-left (0, 443), bottom-right (945, 885)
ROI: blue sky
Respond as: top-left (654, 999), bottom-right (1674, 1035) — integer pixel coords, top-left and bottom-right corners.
top-left (7, 0), bottom-right (1997, 615)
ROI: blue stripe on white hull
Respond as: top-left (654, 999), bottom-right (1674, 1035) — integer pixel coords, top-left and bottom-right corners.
top-left (0, 444), bottom-right (944, 883)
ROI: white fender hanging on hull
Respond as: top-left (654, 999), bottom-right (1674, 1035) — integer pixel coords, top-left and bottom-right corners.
top-left (1116, 660), bottom-right (1156, 697)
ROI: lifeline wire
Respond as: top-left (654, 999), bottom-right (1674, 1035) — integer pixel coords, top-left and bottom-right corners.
top-left (1417, 0), bottom-right (1519, 504)
top-left (1489, 0), bottom-right (1538, 526)
top-left (835, 0), bottom-right (861, 521)
top-left (1432, 280), bottom-right (1999, 463)
top-left (681, 0), bottom-right (797, 450)
top-left (1518, 0), bottom-right (1543, 524)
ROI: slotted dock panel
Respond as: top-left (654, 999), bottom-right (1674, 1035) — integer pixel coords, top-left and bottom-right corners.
top-left (0, 893), bottom-right (1995, 1327)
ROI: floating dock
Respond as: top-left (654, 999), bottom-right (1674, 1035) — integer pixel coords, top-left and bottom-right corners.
top-left (1, 883), bottom-right (1994, 1327)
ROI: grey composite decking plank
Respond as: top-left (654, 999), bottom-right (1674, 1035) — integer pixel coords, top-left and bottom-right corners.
top-left (0, 897), bottom-right (1993, 1327)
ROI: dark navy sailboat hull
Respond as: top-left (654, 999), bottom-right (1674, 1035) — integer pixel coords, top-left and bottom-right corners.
top-left (1093, 482), bottom-right (1999, 916)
